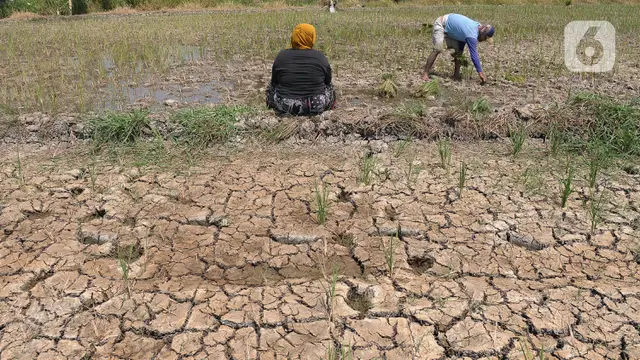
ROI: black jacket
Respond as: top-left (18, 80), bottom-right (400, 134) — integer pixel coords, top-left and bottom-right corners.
top-left (270, 49), bottom-right (332, 98)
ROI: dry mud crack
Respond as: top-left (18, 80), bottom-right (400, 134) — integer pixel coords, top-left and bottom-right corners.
top-left (1, 142), bottom-right (640, 360)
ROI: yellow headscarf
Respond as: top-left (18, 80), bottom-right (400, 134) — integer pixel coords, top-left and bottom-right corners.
top-left (290, 23), bottom-right (316, 50)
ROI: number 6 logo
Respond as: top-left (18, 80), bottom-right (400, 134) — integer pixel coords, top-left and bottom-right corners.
top-left (565, 21), bottom-right (615, 73)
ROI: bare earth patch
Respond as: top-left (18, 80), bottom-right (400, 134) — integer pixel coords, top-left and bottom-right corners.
top-left (1, 141), bottom-right (639, 359)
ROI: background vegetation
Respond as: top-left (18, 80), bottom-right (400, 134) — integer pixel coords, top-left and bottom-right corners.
top-left (1, 0), bottom-right (638, 18)
top-left (1, 4), bottom-right (639, 113)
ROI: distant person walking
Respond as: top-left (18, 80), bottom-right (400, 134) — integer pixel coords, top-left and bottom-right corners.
top-left (266, 23), bottom-right (336, 116)
top-left (421, 14), bottom-right (495, 84)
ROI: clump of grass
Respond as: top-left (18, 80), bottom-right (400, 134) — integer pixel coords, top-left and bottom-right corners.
top-left (89, 109), bottom-right (150, 145)
top-left (504, 72), bottom-right (526, 83)
top-left (394, 103), bottom-right (424, 120)
top-left (380, 103), bottom-right (429, 138)
top-left (172, 105), bottom-right (250, 147)
top-left (437, 137), bottom-right (452, 170)
top-left (358, 152), bottom-right (377, 185)
top-left (261, 118), bottom-right (298, 144)
top-left (570, 93), bottom-right (640, 157)
top-left (413, 79), bottom-right (440, 98)
top-left (314, 180), bottom-right (330, 225)
top-left (509, 125), bottom-right (527, 156)
top-left (565, 0), bottom-right (572, 5)
top-left (560, 163), bottom-right (575, 208)
top-left (546, 126), bottom-right (582, 156)
top-left (104, 133), bottom-right (176, 171)
top-left (377, 73), bottom-right (398, 98)
top-left (458, 161), bottom-right (467, 198)
top-left (589, 102), bottom-right (640, 156)
top-left (571, 92), bottom-right (605, 104)
top-left (470, 98), bottom-right (491, 117)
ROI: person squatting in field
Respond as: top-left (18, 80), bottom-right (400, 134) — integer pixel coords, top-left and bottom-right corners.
top-left (421, 13), bottom-right (495, 85)
top-left (266, 23), bottom-right (336, 116)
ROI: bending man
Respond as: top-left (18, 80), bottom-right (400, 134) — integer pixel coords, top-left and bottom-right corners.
top-left (421, 14), bottom-right (495, 84)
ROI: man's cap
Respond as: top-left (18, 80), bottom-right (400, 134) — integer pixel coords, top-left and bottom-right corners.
top-left (486, 25), bottom-right (495, 38)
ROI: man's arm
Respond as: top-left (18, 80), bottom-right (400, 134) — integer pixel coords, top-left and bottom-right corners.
top-left (466, 37), bottom-right (486, 84)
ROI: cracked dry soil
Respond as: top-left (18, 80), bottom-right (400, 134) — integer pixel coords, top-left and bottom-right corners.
top-left (1, 141), bottom-right (639, 360)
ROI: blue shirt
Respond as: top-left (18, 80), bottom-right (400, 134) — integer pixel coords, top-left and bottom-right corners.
top-left (445, 14), bottom-right (483, 73)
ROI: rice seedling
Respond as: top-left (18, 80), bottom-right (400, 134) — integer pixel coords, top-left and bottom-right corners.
top-left (437, 137), bottom-right (452, 170)
top-left (88, 153), bottom-right (98, 192)
top-left (560, 163), bottom-right (575, 208)
top-left (14, 142), bottom-right (24, 185)
top-left (519, 337), bottom-right (546, 360)
top-left (358, 152), bottom-right (377, 185)
top-left (377, 73), bottom-right (398, 99)
top-left (89, 109), bottom-right (150, 145)
top-left (458, 161), bottom-right (467, 199)
top-left (521, 166), bottom-right (545, 196)
top-left (314, 180), bottom-right (330, 225)
top-left (409, 332), bottom-right (430, 358)
top-left (454, 53), bottom-right (471, 68)
top-left (383, 231), bottom-right (398, 277)
top-left (327, 266), bottom-right (339, 321)
top-left (456, 54), bottom-right (473, 79)
top-left (327, 342), bottom-right (353, 360)
top-left (319, 261), bottom-right (340, 322)
top-left (117, 244), bottom-right (136, 299)
top-left (393, 136), bottom-right (412, 158)
top-left (509, 125), bottom-right (527, 156)
top-left (405, 154), bottom-right (423, 185)
top-left (547, 127), bottom-right (563, 157)
top-left (589, 191), bottom-right (605, 235)
top-left (413, 79), bottom-right (439, 98)
top-left (587, 143), bottom-right (609, 189)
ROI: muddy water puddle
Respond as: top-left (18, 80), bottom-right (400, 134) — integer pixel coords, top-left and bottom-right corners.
top-left (99, 46), bottom-right (231, 110)
top-left (101, 81), bottom-right (231, 110)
